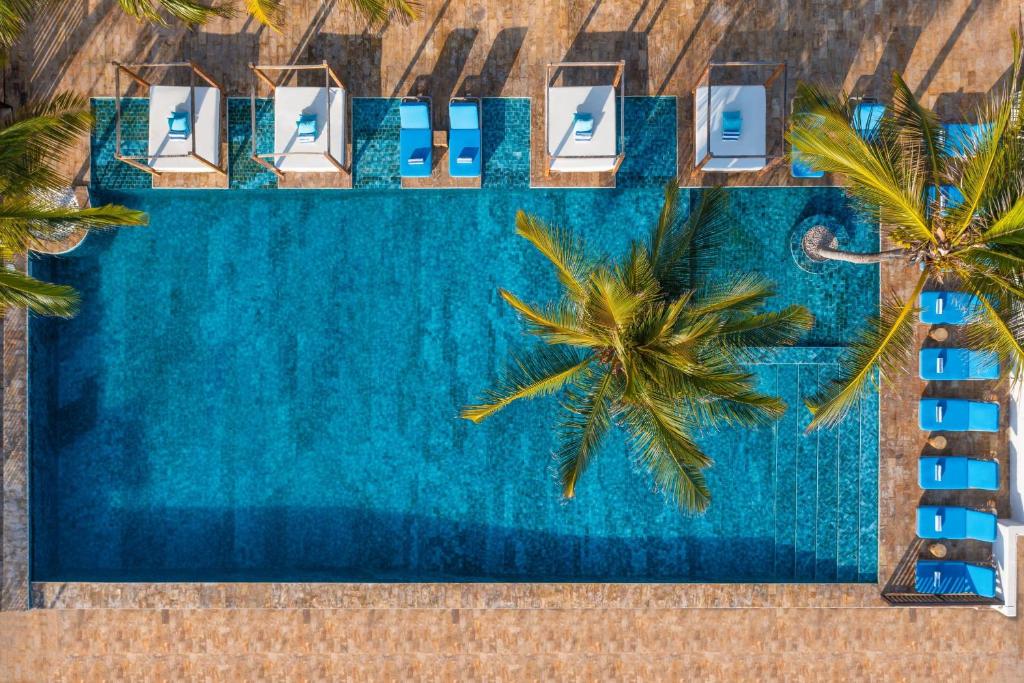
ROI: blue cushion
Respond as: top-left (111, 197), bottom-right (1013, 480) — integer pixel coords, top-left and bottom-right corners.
top-left (296, 114), bottom-right (317, 140)
top-left (943, 123), bottom-right (992, 157)
top-left (918, 349), bottom-right (999, 381)
top-left (400, 101), bottom-right (431, 130)
top-left (400, 127), bottom-right (432, 177)
top-left (915, 561), bottom-right (996, 597)
top-left (916, 506), bottom-right (996, 541)
top-left (722, 110), bottom-right (742, 134)
top-left (449, 128), bottom-right (481, 178)
top-left (449, 101), bottom-right (479, 130)
top-left (573, 112), bottom-right (594, 135)
top-left (919, 456), bottom-right (999, 490)
top-left (167, 111), bottom-right (190, 139)
top-left (919, 291), bottom-right (981, 324)
top-left (852, 102), bottom-right (885, 139)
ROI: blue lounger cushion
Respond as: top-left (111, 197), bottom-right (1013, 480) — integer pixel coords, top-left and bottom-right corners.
top-left (448, 100), bottom-right (481, 178)
top-left (790, 112), bottom-right (825, 178)
top-left (573, 112), bottom-right (594, 141)
top-left (919, 398), bottom-right (999, 432)
top-left (919, 348), bottom-right (1000, 381)
top-left (919, 456), bottom-right (999, 490)
top-left (917, 506), bottom-right (997, 541)
top-left (852, 102), bottom-right (885, 139)
top-left (400, 101), bottom-right (432, 178)
top-left (167, 111), bottom-right (190, 139)
top-left (296, 113), bottom-right (317, 143)
top-left (942, 123), bottom-right (993, 157)
top-left (915, 560), bottom-right (996, 598)
top-left (919, 291), bottom-right (981, 324)
top-left (721, 110), bottom-right (742, 140)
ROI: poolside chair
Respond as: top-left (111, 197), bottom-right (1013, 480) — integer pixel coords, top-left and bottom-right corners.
top-left (851, 99), bottom-right (885, 140)
top-left (925, 185), bottom-right (965, 217)
top-left (917, 506), bottom-right (997, 541)
top-left (918, 398), bottom-right (999, 432)
top-left (919, 291), bottom-right (981, 325)
top-left (919, 348), bottom-right (1000, 381)
top-left (448, 98), bottom-right (481, 178)
top-left (942, 122), bottom-right (993, 157)
top-left (915, 560), bottom-right (996, 598)
top-left (919, 456), bottom-right (999, 490)
top-left (400, 97), bottom-right (432, 178)
top-left (790, 108), bottom-right (825, 178)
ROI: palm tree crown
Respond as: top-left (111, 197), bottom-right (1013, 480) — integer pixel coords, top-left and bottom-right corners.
top-left (788, 34), bottom-right (1024, 430)
top-left (462, 184), bottom-right (813, 512)
top-left (0, 93), bottom-right (147, 318)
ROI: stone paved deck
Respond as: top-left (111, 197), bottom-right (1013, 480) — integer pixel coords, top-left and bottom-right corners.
top-left (3, 0), bottom-right (1024, 678)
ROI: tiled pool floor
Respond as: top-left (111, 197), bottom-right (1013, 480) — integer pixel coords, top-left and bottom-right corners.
top-left (30, 185), bottom-right (878, 582)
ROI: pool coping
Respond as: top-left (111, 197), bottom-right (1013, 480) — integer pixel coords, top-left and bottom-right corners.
top-left (4, 188), bottom-right (888, 612)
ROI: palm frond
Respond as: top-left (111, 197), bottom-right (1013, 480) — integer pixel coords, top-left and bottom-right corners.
top-left (715, 305), bottom-right (814, 359)
top-left (0, 201), bottom-right (148, 252)
top-left (0, 93), bottom-right (91, 194)
top-left (245, 0), bottom-right (281, 29)
top-left (688, 273), bottom-right (775, 317)
top-left (963, 291), bottom-right (1024, 379)
top-left (461, 346), bottom-right (593, 423)
top-left (0, 268), bottom-right (78, 317)
top-left (118, 0), bottom-right (234, 26)
top-left (0, 0), bottom-right (35, 57)
top-left (806, 271), bottom-right (928, 429)
top-left (620, 397), bottom-right (711, 512)
top-left (555, 369), bottom-right (616, 499)
top-left (498, 289), bottom-right (600, 347)
top-left (515, 211), bottom-right (588, 303)
top-left (889, 71), bottom-right (944, 191)
top-left (348, 0), bottom-right (420, 28)
top-left (654, 186), bottom-right (730, 295)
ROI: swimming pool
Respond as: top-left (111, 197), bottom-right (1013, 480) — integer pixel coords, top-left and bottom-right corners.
top-left (30, 185), bottom-right (879, 582)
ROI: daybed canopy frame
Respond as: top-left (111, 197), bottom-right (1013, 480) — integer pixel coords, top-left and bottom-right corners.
top-left (113, 61), bottom-right (226, 176)
top-left (692, 61), bottom-right (787, 173)
top-left (249, 62), bottom-right (349, 177)
top-left (544, 60), bottom-right (626, 174)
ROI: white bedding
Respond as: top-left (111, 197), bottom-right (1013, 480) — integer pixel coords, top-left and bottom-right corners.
top-left (272, 86), bottom-right (346, 172)
top-left (148, 85), bottom-right (221, 172)
top-left (547, 85), bottom-right (618, 172)
top-left (694, 85), bottom-right (766, 172)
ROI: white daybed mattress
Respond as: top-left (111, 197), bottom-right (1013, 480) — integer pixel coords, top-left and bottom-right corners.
top-left (694, 85), bottom-right (766, 172)
top-left (273, 86), bottom-right (346, 172)
top-left (547, 85), bottom-right (617, 172)
top-left (148, 85), bottom-right (221, 172)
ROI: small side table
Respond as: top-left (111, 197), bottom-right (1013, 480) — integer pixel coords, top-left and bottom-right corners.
top-left (928, 543), bottom-right (948, 559)
top-left (928, 435), bottom-right (948, 449)
top-left (928, 327), bottom-right (949, 342)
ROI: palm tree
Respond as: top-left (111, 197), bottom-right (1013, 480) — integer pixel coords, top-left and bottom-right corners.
top-left (117, 0), bottom-right (419, 31)
top-left (461, 183), bottom-right (813, 512)
top-left (787, 34), bottom-right (1024, 430)
top-left (0, 93), bottom-right (147, 317)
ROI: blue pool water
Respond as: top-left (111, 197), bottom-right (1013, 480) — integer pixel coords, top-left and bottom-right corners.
top-left (30, 185), bottom-right (879, 582)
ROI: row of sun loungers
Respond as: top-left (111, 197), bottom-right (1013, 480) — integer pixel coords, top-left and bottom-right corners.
top-left (398, 98), bottom-right (482, 179)
top-left (913, 288), bottom-right (1001, 600)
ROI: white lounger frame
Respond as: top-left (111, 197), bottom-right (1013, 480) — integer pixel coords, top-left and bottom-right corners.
top-left (544, 61), bottom-right (625, 175)
top-left (112, 61), bottom-right (226, 177)
top-left (249, 62), bottom-right (351, 178)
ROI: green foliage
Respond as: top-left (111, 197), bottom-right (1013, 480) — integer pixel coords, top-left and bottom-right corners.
top-left (462, 181), bottom-right (812, 512)
top-left (0, 93), bottom-right (147, 318)
top-left (789, 33), bottom-right (1024, 429)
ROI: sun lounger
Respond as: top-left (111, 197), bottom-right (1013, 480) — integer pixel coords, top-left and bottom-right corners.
top-left (448, 98), bottom-right (481, 178)
top-left (919, 456), bottom-right (999, 490)
top-left (915, 560), bottom-right (996, 598)
top-left (919, 398), bottom-right (999, 432)
top-left (851, 101), bottom-right (885, 140)
top-left (790, 111), bottom-right (825, 178)
top-left (917, 506), bottom-right (997, 541)
top-left (400, 98), bottom-right (432, 178)
top-left (925, 185), bottom-right (965, 216)
top-left (942, 122), bottom-right (993, 157)
top-left (919, 348), bottom-right (1000, 381)
top-left (919, 291), bottom-right (981, 324)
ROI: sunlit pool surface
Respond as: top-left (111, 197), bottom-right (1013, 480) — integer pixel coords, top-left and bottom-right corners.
top-left (30, 186), bottom-right (879, 582)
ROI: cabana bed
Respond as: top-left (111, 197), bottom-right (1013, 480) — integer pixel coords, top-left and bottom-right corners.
top-left (249, 63), bottom-right (349, 177)
top-left (693, 61), bottom-right (787, 173)
top-left (544, 61), bottom-right (625, 174)
top-left (113, 61), bottom-right (226, 178)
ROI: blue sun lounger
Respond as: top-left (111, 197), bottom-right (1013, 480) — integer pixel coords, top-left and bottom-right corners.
top-left (919, 398), bottom-right (999, 432)
top-left (919, 348), bottom-right (1000, 381)
top-left (448, 98), bottom-right (481, 178)
top-left (790, 110), bottom-right (825, 178)
top-left (942, 122), bottom-right (993, 157)
top-left (925, 185), bottom-right (965, 216)
top-left (400, 98), bottom-right (432, 178)
top-left (919, 291), bottom-right (981, 325)
top-left (919, 456), bottom-right (999, 490)
top-left (852, 100), bottom-right (885, 140)
top-left (917, 506), bottom-right (997, 541)
top-left (915, 560), bottom-right (996, 598)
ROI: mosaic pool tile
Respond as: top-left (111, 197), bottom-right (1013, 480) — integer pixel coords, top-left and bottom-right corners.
top-left (352, 98), bottom-right (401, 189)
top-left (482, 98), bottom-right (530, 188)
top-left (617, 96), bottom-right (678, 187)
top-left (227, 97), bottom-right (277, 190)
top-left (90, 98), bottom-right (152, 191)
